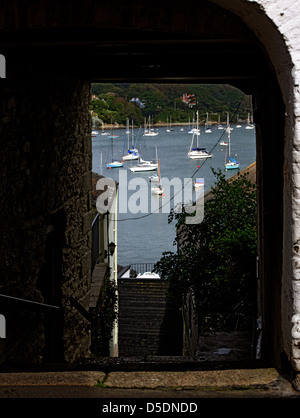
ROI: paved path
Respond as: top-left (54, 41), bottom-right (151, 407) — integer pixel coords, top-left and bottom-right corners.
top-left (0, 368), bottom-right (298, 399)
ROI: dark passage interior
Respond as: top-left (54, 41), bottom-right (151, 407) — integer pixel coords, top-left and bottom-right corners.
top-left (0, 0), bottom-right (285, 369)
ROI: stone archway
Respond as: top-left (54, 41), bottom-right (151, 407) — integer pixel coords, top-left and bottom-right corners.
top-left (0, 0), bottom-right (297, 377)
top-left (85, 0), bottom-right (291, 371)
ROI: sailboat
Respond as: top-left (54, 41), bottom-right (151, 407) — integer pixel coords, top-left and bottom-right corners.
top-left (188, 113), bottom-right (200, 135)
top-left (220, 139), bottom-right (228, 146)
top-left (217, 114), bottom-right (224, 130)
top-left (205, 113), bottom-right (212, 133)
top-left (107, 119), bottom-right (119, 139)
top-left (143, 116), bottom-right (158, 136)
top-left (129, 157), bottom-right (157, 172)
top-left (106, 132), bottom-right (124, 169)
top-left (224, 113), bottom-right (240, 170)
top-left (188, 111), bottom-right (212, 159)
top-left (122, 119), bottom-right (139, 161)
top-left (101, 122), bottom-right (108, 135)
top-left (151, 146), bottom-right (163, 195)
top-left (245, 112), bottom-right (255, 129)
top-left (129, 127), bottom-right (158, 172)
top-left (193, 178), bottom-right (205, 189)
top-left (166, 116), bottom-right (173, 132)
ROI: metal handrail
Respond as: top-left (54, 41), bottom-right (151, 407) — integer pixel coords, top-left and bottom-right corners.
top-left (0, 294), bottom-right (61, 313)
top-left (129, 263), bottom-right (156, 276)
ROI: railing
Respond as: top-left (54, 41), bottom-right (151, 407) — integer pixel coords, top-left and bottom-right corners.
top-left (91, 212), bottom-right (100, 272)
top-left (0, 294), bottom-right (61, 313)
top-left (129, 262), bottom-right (156, 276)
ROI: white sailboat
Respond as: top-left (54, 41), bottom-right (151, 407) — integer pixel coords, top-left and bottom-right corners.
top-left (130, 127), bottom-right (158, 171)
top-left (205, 113), bottom-right (212, 133)
top-left (143, 116), bottom-right (158, 136)
top-left (101, 122), bottom-right (108, 135)
top-left (106, 131), bottom-right (124, 169)
top-left (151, 146), bottom-right (163, 195)
top-left (245, 112), bottom-right (255, 129)
top-left (166, 116), bottom-right (173, 132)
top-left (122, 119), bottom-right (139, 161)
top-left (188, 111), bottom-right (212, 159)
top-left (224, 113), bottom-right (240, 170)
top-left (217, 114), bottom-right (224, 130)
top-left (188, 113), bottom-right (200, 135)
top-left (236, 113), bottom-right (242, 128)
top-left (129, 158), bottom-right (158, 172)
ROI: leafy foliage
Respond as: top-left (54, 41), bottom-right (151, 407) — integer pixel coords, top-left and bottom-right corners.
top-left (154, 169), bottom-right (257, 332)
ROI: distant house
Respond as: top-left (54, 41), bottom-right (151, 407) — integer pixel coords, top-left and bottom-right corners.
top-left (181, 93), bottom-right (196, 107)
top-left (129, 97), bottom-right (145, 108)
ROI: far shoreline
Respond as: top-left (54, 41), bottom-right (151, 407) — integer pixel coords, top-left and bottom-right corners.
top-left (96, 121), bottom-right (249, 130)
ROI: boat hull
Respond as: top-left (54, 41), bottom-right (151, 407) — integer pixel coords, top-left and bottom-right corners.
top-left (151, 186), bottom-right (163, 195)
top-left (122, 154), bottom-right (139, 161)
top-left (143, 132), bottom-right (158, 136)
top-left (188, 151), bottom-right (212, 159)
top-left (106, 161), bottom-right (124, 168)
top-left (225, 163), bottom-right (240, 170)
top-left (193, 179), bottom-right (205, 188)
top-left (129, 165), bottom-right (157, 172)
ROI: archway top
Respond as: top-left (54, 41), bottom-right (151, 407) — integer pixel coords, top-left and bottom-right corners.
top-left (0, 0), bottom-right (293, 95)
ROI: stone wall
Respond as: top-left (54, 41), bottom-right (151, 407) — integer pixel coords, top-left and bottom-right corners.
top-left (0, 69), bottom-right (92, 364)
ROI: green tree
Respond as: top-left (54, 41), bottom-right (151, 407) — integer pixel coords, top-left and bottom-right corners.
top-left (154, 169), bottom-right (257, 332)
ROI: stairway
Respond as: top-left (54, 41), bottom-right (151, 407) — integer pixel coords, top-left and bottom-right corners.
top-left (118, 278), bottom-right (183, 356)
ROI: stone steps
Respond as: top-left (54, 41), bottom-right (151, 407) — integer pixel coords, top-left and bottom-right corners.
top-left (118, 279), bottom-right (183, 356)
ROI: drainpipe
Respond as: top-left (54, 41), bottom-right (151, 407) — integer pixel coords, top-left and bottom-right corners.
top-left (112, 187), bottom-right (119, 357)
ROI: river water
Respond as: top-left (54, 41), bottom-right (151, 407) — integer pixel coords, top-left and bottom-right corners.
top-left (92, 124), bottom-right (256, 267)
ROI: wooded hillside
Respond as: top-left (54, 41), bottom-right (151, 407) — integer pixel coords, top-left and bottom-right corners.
top-left (90, 83), bottom-right (252, 127)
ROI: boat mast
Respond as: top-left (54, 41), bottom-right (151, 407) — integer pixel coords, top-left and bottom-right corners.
top-left (131, 119), bottom-right (134, 148)
top-left (156, 145), bottom-right (161, 186)
top-left (126, 118), bottom-right (130, 150)
top-left (225, 112), bottom-right (231, 165)
top-left (196, 110), bottom-right (199, 148)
